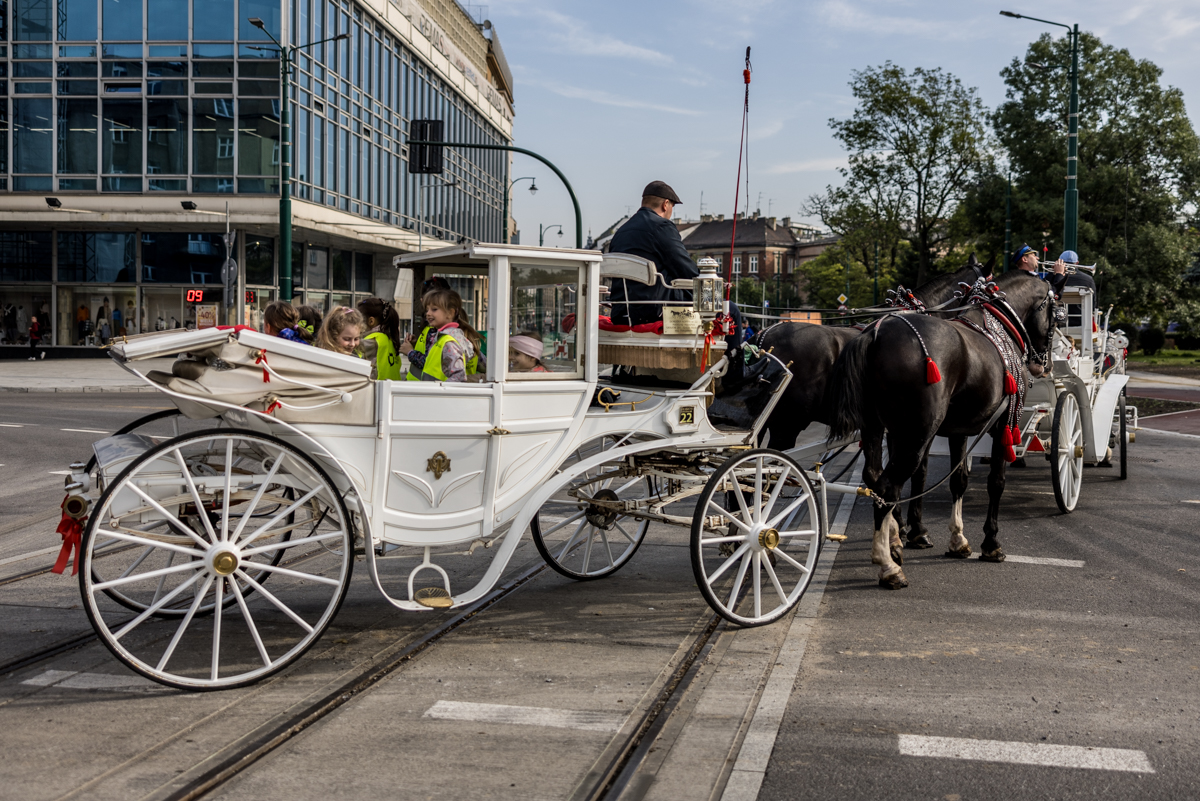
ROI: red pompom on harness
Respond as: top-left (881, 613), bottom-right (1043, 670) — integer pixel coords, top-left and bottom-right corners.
top-left (1004, 371), bottom-right (1019, 396)
top-left (925, 357), bottom-right (942, 384)
top-left (51, 496), bottom-right (86, 576)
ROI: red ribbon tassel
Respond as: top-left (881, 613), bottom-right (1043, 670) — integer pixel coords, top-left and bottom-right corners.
top-left (1001, 427), bottom-right (1018, 463)
top-left (51, 497), bottom-right (85, 576)
top-left (256, 351), bottom-right (270, 383)
top-left (265, 400), bottom-right (282, 415)
top-left (925, 357), bottom-right (942, 384)
top-left (1004, 371), bottom-right (1019, 395)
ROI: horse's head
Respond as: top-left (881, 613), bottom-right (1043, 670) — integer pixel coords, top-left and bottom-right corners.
top-left (994, 271), bottom-right (1058, 376)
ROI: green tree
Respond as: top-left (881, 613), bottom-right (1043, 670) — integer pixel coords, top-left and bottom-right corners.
top-left (794, 243), bottom-right (878, 311)
top-left (972, 32), bottom-right (1200, 325)
top-left (827, 63), bottom-right (993, 286)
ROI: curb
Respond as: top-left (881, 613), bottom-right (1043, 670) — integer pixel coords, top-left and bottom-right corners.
top-left (0, 386), bottom-right (158, 393)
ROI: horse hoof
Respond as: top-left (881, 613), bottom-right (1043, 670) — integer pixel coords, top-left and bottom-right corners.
top-left (906, 533), bottom-right (934, 549)
top-left (944, 546), bottom-right (972, 559)
top-left (890, 546), bottom-right (904, 566)
top-left (980, 549), bottom-right (1006, 563)
top-left (878, 573), bottom-right (909, 590)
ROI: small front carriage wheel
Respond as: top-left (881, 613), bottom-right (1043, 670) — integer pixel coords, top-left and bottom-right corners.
top-left (1050, 392), bottom-right (1084, 513)
top-left (690, 449), bottom-right (821, 627)
top-left (80, 429), bottom-right (353, 690)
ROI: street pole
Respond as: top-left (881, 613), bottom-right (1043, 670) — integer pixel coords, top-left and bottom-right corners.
top-left (1004, 172), bottom-right (1012, 272)
top-left (248, 19), bottom-right (348, 302)
top-left (410, 140), bottom-right (583, 248)
top-left (873, 240), bottom-right (879, 305)
top-left (539, 223), bottom-right (562, 247)
top-left (1000, 11), bottom-right (1079, 253)
top-left (506, 177), bottom-right (536, 244)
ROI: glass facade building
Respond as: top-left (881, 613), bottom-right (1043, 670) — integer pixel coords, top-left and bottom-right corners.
top-left (0, 0), bottom-right (512, 351)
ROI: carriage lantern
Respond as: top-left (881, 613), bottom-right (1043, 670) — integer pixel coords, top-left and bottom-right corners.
top-left (694, 257), bottom-right (723, 322)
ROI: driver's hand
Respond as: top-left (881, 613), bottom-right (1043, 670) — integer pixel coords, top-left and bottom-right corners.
top-left (1053, 259), bottom-right (1067, 275)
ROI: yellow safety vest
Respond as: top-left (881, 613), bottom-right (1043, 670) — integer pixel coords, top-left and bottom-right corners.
top-left (364, 332), bottom-right (400, 380)
top-left (406, 326), bottom-right (477, 380)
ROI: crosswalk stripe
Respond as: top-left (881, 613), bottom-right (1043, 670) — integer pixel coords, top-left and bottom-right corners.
top-left (898, 734), bottom-right (1154, 773)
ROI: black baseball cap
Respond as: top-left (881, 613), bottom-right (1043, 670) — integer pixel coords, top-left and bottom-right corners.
top-left (642, 180), bottom-right (682, 204)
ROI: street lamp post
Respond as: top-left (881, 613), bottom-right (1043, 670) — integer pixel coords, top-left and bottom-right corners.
top-left (506, 177), bottom-right (537, 244)
top-left (539, 224), bottom-right (563, 247)
top-left (1000, 10), bottom-right (1080, 253)
top-left (248, 18), bottom-right (349, 302)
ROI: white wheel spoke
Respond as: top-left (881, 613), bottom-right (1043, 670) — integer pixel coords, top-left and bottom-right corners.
top-left (116, 545), bottom-right (156, 580)
top-left (730, 475), bottom-right (753, 524)
top-left (706, 542), bottom-right (751, 583)
top-left (772, 547), bottom-right (811, 574)
top-left (701, 533), bottom-right (747, 546)
top-left (240, 529), bottom-right (344, 557)
top-left (152, 550), bottom-right (175, 606)
top-left (707, 500), bottom-right (751, 533)
top-left (762, 554), bottom-right (789, 605)
top-left (753, 458), bottom-right (764, 524)
top-left (247, 561), bottom-right (342, 586)
top-left (726, 549), bottom-right (751, 609)
top-left (211, 577), bottom-right (224, 680)
top-left (234, 570), bottom-right (315, 633)
top-left (238, 486), bottom-right (323, 549)
top-left (767, 494), bottom-right (809, 530)
top-left (613, 520), bottom-right (636, 545)
top-left (752, 552), bottom-right (762, 618)
top-left (94, 559), bottom-right (204, 591)
top-left (555, 519), bottom-right (588, 560)
top-left (125, 482), bottom-right (212, 550)
top-left (173, 449), bottom-right (218, 543)
top-left (582, 527), bottom-right (595, 573)
top-left (155, 574), bottom-right (216, 671)
top-left (96, 528), bottom-right (205, 559)
top-left (762, 464), bottom-right (792, 522)
top-left (230, 450), bottom-right (284, 542)
top-left (540, 510), bottom-right (586, 537)
top-left (599, 528), bottom-right (615, 568)
top-left (229, 577), bottom-right (272, 668)
top-left (220, 439), bottom-right (234, 542)
top-left (112, 568), bottom-right (208, 640)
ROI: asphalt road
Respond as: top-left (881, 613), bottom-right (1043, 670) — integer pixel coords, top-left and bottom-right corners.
top-left (760, 429), bottom-right (1200, 800)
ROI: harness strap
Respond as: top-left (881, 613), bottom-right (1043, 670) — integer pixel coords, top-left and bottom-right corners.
top-left (983, 304), bottom-right (1026, 353)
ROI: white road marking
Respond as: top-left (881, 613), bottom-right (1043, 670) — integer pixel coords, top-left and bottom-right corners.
top-left (48, 470), bottom-right (72, 476)
top-left (60, 428), bottom-right (109, 434)
top-left (22, 669), bottom-right (160, 691)
top-left (0, 545), bottom-right (60, 568)
top-left (722, 461), bottom-right (861, 801)
top-left (974, 553), bottom-right (1084, 568)
top-left (898, 734), bottom-right (1154, 773)
top-left (0, 423), bottom-right (25, 427)
top-left (1182, 500), bottom-right (1200, 504)
top-left (423, 700), bottom-right (624, 733)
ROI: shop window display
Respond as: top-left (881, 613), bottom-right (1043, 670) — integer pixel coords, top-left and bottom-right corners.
top-left (56, 286), bottom-right (135, 346)
top-left (1, 287), bottom-right (51, 346)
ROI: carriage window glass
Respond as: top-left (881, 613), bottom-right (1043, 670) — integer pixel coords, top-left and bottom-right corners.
top-left (1066, 303), bottom-right (1082, 330)
top-left (509, 262), bottom-right (581, 379)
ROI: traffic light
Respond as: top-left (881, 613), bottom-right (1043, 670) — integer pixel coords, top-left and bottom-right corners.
top-left (409, 119), bottom-right (444, 174)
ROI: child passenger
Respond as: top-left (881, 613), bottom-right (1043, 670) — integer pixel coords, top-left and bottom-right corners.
top-left (262, 301), bottom-right (313, 345)
top-left (316, 307), bottom-right (366, 359)
top-left (357, 297), bottom-right (403, 380)
top-left (508, 333), bottom-right (549, 372)
top-left (400, 288), bottom-right (479, 382)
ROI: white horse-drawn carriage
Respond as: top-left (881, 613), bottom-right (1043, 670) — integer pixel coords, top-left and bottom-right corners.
top-left (63, 244), bottom-right (839, 690)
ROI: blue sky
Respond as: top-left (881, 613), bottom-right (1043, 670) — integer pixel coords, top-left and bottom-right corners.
top-left (485, 0), bottom-right (1200, 246)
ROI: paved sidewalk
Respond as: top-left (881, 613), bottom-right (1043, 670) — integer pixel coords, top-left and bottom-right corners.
top-left (1126, 369), bottom-right (1200, 391)
top-left (0, 358), bottom-right (175, 392)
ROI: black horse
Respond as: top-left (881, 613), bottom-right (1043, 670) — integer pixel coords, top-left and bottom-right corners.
top-left (827, 270), bottom-right (1058, 589)
top-left (749, 256), bottom-right (993, 545)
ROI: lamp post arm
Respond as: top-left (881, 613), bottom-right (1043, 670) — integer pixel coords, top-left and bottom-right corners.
top-left (1011, 13), bottom-right (1071, 30)
top-left (410, 141), bottom-right (583, 249)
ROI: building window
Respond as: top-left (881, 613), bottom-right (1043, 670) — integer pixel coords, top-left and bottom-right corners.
top-left (237, 99), bottom-right (280, 176)
top-left (57, 99), bottom-right (98, 174)
top-left (57, 232), bottom-right (136, 282)
top-left (749, 255), bottom-right (758, 274)
top-left (102, 99), bottom-right (142, 176)
top-left (733, 256), bottom-right (741, 275)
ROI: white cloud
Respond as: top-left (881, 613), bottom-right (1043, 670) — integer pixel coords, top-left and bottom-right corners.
top-left (528, 79), bottom-right (702, 116)
top-left (817, 0), bottom-right (981, 41)
top-left (750, 119), bottom-right (785, 141)
top-left (767, 157), bottom-right (846, 174)
top-left (508, 5), bottom-right (674, 65)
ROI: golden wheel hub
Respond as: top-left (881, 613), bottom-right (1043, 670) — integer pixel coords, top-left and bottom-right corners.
top-left (212, 551), bottom-right (238, 576)
top-left (758, 528), bottom-right (780, 550)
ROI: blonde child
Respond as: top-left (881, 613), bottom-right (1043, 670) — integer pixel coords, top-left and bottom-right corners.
top-left (262, 300), bottom-right (313, 345)
top-left (508, 332), bottom-right (549, 372)
top-left (400, 288), bottom-right (480, 382)
top-left (316, 306), bottom-right (366, 359)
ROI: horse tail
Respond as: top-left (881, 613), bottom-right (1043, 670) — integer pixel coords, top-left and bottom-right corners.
top-left (827, 330), bottom-right (872, 443)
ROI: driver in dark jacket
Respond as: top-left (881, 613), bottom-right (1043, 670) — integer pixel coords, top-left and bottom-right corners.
top-left (608, 181), bottom-right (698, 326)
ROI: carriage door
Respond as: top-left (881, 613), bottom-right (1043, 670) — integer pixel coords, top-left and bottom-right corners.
top-left (492, 259), bottom-right (594, 525)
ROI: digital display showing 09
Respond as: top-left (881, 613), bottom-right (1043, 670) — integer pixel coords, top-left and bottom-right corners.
top-left (185, 289), bottom-right (229, 303)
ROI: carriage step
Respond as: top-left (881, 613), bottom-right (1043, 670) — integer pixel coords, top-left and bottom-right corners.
top-left (414, 586), bottom-right (453, 609)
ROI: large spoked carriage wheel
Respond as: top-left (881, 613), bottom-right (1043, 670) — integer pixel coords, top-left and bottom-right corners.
top-left (531, 434), bottom-right (655, 581)
top-left (79, 429), bottom-right (353, 690)
top-left (690, 449), bottom-right (822, 627)
top-left (1051, 392), bottom-right (1084, 513)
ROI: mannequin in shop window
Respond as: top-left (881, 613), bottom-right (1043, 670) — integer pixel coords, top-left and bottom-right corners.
top-left (3, 303), bottom-right (16, 344)
top-left (76, 304), bottom-right (89, 344)
top-left (155, 315), bottom-right (166, 331)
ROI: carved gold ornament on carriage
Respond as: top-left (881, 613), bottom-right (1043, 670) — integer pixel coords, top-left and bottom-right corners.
top-left (426, 451), bottom-right (451, 480)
